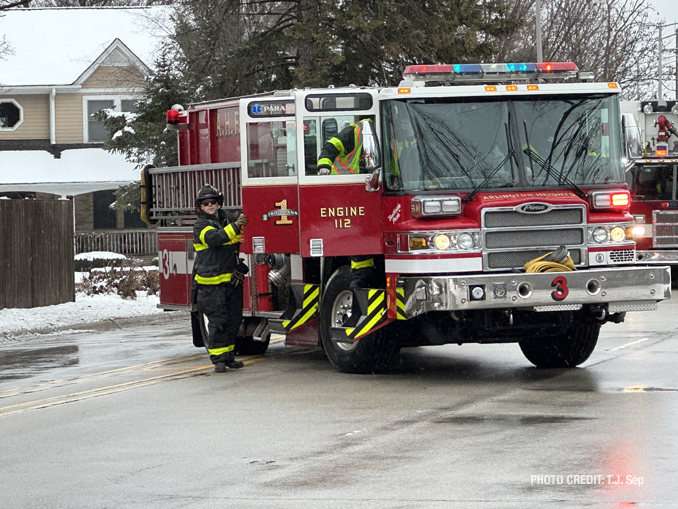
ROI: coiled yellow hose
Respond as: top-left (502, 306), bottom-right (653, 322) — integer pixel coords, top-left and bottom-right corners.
top-left (524, 252), bottom-right (576, 273)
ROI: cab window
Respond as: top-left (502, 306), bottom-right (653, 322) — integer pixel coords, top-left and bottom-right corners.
top-left (246, 120), bottom-right (297, 178)
top-left (303, 114), bottom-right (376, 175)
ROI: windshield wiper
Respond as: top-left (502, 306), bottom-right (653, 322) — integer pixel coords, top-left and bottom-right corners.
top-left (522, 120), bottom-right (587, 199)
top-left (463, 120), bottom-right (519, 202)
top-left (463, 150), bottom-right (516, 202)
top-left (523, 148), bottom-right (588, 199)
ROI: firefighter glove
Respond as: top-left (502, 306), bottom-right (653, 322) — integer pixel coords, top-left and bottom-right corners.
top-left (231, 259), bottom-right (249, 288)
top-left (318, 167), bottom-right (331, 175)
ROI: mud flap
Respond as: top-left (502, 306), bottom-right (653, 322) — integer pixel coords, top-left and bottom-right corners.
top-left (281, 283), bottom-right (320, 332)
top-left (330, 288), bottom-right (390, 344)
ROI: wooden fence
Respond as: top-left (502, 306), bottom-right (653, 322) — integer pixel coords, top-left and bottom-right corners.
top-left (0, 200), bottom-right (75, 310)
top-left (75, 230), bottom-right (158, 257)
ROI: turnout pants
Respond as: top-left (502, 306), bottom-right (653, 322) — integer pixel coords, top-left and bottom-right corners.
top-left (196, 283), bottom-right (243, 364)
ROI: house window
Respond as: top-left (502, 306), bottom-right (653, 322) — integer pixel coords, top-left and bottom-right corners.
top-left (93, 190), bottom-right (117, 229)
top-left (85, 97), bottom-right (137, 143)
top-left (0, 99), bottom-right (23, 131)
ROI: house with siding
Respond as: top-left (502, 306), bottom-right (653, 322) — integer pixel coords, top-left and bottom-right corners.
top-left (0, 7), bottom-right (165, 256)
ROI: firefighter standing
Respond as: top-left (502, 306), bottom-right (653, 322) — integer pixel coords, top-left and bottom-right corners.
top-left (193, 185), bottom-right (249, 372)
top-left (317, 119), bottom-right (379, 289)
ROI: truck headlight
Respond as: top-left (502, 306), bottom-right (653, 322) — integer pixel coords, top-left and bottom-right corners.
top-left (457, 233), bottom-right (474, 250)
top-left (592, 227), bottom-right (608, 243)
top-left (631, 225), bottom-right (646, 238)
top-left (433, 234), bottom-right (451, 250)
top-left (610, 226), bottom-right (625, 242)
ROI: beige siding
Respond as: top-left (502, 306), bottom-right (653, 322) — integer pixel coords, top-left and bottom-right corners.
top-left (0, 95), bottom-right (50, 140)
top-left (55, 94), bottom-right (84, 144)
top-left (82, 66), bottom-right (145, 90)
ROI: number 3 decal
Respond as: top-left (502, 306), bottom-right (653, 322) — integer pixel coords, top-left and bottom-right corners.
top-left (551, 276), bottom-right (569, 301)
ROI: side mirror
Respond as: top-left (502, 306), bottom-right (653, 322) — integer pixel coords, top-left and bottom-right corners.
top-left (360, 121), bottom-right (381, 172)
top-left (361, 121), bottom-right (381, 191)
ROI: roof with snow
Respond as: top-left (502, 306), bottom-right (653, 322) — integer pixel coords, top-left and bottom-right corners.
top-left (0, 6), bottom-right (170, 87)
top-left (0, 149), bottom-right (141, 197)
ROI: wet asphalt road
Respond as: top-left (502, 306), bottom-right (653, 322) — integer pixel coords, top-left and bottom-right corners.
top-left (1, 302), bottom-right (678, 508)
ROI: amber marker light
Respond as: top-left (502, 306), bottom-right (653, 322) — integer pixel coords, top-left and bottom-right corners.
top-left (398, 88), bottom-right (411, 94)
top-left (527, 84), bottom-right (539, 91)
top-left (410, 237), bottom-right (427, 249)
top-left (608, 83), bottom-right (619, 88)
top-left (485, 86), bottom-right (497, 92)
top-left (506, 85), bottom-right (518, 91)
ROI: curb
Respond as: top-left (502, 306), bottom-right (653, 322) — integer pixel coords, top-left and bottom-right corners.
top-left (1, 311), bottom-right (191, 341)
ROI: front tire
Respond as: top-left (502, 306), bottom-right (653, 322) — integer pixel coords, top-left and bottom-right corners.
top-left (320, 266), bottom-right (399, 373)
top-left (519, 321), bottom-right (600, 368)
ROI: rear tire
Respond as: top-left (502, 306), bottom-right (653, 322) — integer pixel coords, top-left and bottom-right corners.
top-left (320, 266), bottom-right (399, 373)
top-left (519, 321), bottom-right (600, 368)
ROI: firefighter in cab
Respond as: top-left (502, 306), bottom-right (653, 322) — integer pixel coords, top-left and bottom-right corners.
top-left (317, 119), bottom-right (381, 289)
top-left (192, 185), bottom-right (249, 372)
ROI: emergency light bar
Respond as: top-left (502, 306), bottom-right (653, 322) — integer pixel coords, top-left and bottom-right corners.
top-left (401, 62), bottom-right (579, 84)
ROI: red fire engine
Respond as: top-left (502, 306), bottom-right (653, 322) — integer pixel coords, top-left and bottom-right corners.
top-left (145, 63), bottom-right (671, 373)
top-left (622, 100), bottom-right (678, 269)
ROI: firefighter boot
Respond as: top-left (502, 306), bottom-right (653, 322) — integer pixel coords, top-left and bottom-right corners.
top-left (225, 353), bottom-right (244, 369)
top-left (214, 362), bottom-right (227, 373)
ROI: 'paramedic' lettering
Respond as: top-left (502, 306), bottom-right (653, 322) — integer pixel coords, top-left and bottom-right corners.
top-left (320, 207), bottom-right (365, 218)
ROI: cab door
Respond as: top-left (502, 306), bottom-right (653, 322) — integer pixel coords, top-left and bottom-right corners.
top-left (296, 89), bottom-right (383, 258)
top-left (239, 96), bottom-right (300, 255)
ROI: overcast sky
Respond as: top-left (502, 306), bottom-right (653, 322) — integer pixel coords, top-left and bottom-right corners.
top-left (649, 0), bottom-right (678, 24)
top-left (0, 7), bottom-right (169, 86)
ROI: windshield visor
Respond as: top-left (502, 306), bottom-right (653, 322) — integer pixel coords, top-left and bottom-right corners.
top-left (383, 94), bottom-right (625, 192)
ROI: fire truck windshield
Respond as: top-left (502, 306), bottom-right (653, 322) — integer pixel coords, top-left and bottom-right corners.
top-left (382, 94), bottom-right (624, 192)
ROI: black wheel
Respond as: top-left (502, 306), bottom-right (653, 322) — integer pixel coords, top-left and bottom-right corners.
top-left (235, 336), bottom-right (269, 355)
top-left (190, 311), bottom-right (205, 348)
top-left (320, 266), bottom-right (399, 373)
top-left (519, 321), bottom-right (600, 368)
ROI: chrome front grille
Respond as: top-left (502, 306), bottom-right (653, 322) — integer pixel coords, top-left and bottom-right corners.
top-left (484, 208), bottom-right (583, 228)
top-left (482, 204), bottom-right (587, 270)
top-left (488, 249), bottom-right (582, 270)
top-left (653, 210), bottom-right (678, 248)
top-left (485, 228), bottom-right (584, 249)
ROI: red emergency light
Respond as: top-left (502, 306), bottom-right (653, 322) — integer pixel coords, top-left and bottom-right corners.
top-left (535, 62), bottom-right (578, 72)
top-left (167, 110), bottom-right (180, 124)
top-left (591, 190), bottom-right (630, 210)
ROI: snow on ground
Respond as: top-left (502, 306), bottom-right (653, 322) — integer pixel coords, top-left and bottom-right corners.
top-left (1, 251), bottom-right (165, 339)
top-left (0, 291), bottom-right (164, 339)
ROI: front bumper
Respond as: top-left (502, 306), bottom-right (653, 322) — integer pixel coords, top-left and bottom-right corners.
top-left (636, 250), bottom-right (678, 263)
top-left (396, 266), bottom-right (671, 319)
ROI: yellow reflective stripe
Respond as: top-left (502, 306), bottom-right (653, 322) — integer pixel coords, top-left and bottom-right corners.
top-left (351, 258), bottom-right (374, 270)
top-left (318, 157), bottom-right (333, 168)
top-left (225, 223), bottom-right (237, 241)
top-left (199, 226), bottom-right (216, 247)
top-left (368, 292), bottom-right (385, 315)
top-left (288, 304), bottom-right (318, 330)
top-left (195, 273), bottom-right (233, 285)
top-left (193, 243), bottom-right (207, 252)
top-left (329, 137), bottom-right (345, 155)
top-left (208, 345), bottom-right (235, 356)
top-left (396, 288), bottom-right (406, 319)
top-left (303, 286), bottom-right (320, 308)
top-left (224, 235), bottom-right (242, 245)
top-left (356, 309), bottom-right (386, 338)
